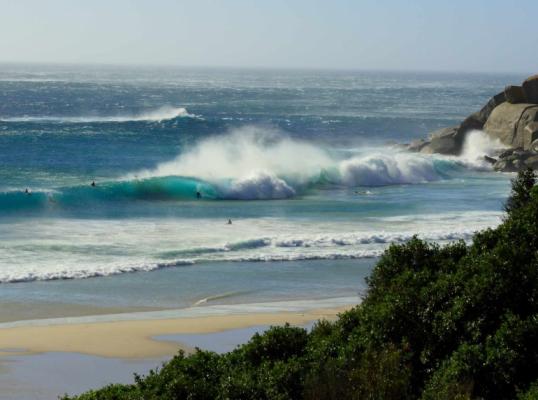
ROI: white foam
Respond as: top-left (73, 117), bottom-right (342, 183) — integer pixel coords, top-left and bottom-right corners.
top-left (0, 106), bottom-right (196, 123)
top-left (0, 213), bottom-right (502, 283)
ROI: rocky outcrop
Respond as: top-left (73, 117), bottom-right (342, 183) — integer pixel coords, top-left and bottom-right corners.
top-left (407, 91), bottom-right (506, 156)
top-left (420, 127), bottom-right (460, 155)
top-left (504, 85), bottom-right (527, 104)
top-left (407, 138), bottom-right (429, 152)
top-left (472, 91), bottom-right (506, 126)
top-left (523, 75), bottom-right (538, 104)
top-left (407, 73), bottom-right (538, 172)
top-left (493, 148), bottom-right (538, 172)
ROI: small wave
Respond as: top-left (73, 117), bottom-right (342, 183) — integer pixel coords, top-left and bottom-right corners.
top-left (0, 251), bottom-right (381, 283)
top-left (0, 227), bottom-right (486, 283)
top-left (158, 229), bottom-right (478, 259)
top-left (0, 259), bottom-right (195, 284)
top-left (193, 291), bottom-right (247, 306)
top-left (0, 106), bottom-right (197, 123)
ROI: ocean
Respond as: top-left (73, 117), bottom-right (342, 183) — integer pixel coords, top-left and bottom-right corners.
top-left (0, 64), bottom-right (524, 313)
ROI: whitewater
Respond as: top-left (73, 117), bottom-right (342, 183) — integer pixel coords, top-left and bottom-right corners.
top-left (0, 65), bottom-right (521, 307)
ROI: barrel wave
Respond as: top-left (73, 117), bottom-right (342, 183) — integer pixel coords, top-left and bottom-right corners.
top-left (0, 129), bottom-right (497, 213)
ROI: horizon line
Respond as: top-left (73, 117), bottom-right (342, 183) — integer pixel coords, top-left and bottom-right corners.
top-left (0, 60), bottom-right (532, 77)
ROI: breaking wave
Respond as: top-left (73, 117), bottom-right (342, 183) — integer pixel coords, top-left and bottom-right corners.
top-left (1, 127), bottom-right (506, 215)
top-left (118, 127), bottom-right (466, 199)
top-left (1, 127), bottom-right (498, 210)
top-left (0, 106), bottom-right (197, 123)
top-left (161, 229), bottom-right (479, 259)
top-left (0, 227), bottom-right (483, 283)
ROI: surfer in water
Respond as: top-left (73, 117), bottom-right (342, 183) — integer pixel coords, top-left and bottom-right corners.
top-left (91, 181), bottom-right (96, 187)
top-left (227, 219), bottom-right (232, 225)
top-left (196, 191), bottom-right (201, 199)
top-left (25, 188), bottom-right (31, 195)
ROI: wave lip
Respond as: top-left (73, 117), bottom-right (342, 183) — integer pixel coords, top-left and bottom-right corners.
top-left (0, 106), bottom-right (197, 123)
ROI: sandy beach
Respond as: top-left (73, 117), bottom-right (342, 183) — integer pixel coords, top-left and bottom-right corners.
top-left (0, 303), bottom-right (351, 359)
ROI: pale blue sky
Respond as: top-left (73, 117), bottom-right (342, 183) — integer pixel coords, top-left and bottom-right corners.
top-left (0, 0), bottom-right (536, 73)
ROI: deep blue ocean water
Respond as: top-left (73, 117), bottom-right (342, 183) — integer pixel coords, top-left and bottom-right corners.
top-left (0, 64), bottom-right (524, 308)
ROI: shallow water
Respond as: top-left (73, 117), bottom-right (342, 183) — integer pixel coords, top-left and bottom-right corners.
top-left (0, 352), bottom-right (167, 399)
top-left (0, 259), bottom-right (369, 320)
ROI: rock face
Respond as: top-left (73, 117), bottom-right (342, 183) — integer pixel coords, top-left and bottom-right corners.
top-left (523, 75), bottom-right (538, 104)
top-left (473, 91), bottom-right (506, 125)
top-left (407, 138), bottom-right (429, 152)
top-left (492, 148), bottom-right (538, 172)
top-left (420, 127), bottom-right (460, 155)
top-left (504, 85), bottom-right (527, 104)
top-left (483, 103), bottom-right (538, 149)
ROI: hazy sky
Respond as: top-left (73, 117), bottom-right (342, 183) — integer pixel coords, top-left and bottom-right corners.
top-left (0, 0), bottom-right (536, 73)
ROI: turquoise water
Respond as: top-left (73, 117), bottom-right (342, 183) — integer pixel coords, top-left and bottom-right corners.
top-left (0, 65), bottom-right (521, 308)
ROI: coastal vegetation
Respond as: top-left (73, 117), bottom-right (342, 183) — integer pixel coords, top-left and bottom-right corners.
top-left (65, 169), bottom-right (538, 400)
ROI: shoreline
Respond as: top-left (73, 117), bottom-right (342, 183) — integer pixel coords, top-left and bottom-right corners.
top-left (0, 301), bottom-right (163, 324)
top-left (0, 297), bottom-right (357, 359)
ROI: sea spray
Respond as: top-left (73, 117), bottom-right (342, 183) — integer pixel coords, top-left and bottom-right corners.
top-left (458, 130), bottom-right (506, 169)
top-left (124, 127), bottom-right (461, 199)
top-left (129, 127), bottom-right (333, 182)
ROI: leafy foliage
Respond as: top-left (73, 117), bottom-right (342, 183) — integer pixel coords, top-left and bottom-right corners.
top-left (65, 169), bottom-right (538, 400)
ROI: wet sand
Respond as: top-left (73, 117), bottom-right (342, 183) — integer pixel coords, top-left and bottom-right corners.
top-left (0, 302), bottom-right (352, 358)
top-left (0, 301), bottom-right (161, 324)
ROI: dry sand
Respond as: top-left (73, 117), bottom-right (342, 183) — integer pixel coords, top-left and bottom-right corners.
top-left (0, 306), bottom-right (349, 359)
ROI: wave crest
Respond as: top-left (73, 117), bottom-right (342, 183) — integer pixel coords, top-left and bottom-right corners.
top-left (0, 106), bottom-right (196, 123)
